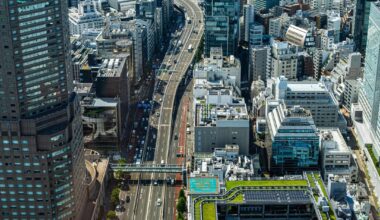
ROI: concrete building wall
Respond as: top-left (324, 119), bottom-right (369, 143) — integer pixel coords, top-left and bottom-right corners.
top-left (194, 122), bottom-right (249, 155)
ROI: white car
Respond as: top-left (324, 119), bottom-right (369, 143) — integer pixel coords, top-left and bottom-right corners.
top-left (156, 198), bottom-right (162, 206)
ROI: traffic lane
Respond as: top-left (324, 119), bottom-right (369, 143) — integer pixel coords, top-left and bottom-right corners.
top-left (156, 126), bottom-right (169, 162)
top-left (135, 184), bottom-right (151, 220)
top-left (119, 184), bottom-right (137, 220)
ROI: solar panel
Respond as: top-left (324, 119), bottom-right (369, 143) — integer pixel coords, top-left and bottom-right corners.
top-left (244, 190), bottom-right (310, 203)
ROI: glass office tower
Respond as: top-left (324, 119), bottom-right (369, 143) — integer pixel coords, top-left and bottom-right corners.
top-left (0, 1), bottom-right (86, 219)
top-left (359, 2), bottom-right (380, 140)
top-left (267, 104), bottom-right (320, 174)
top-left (204, 0), bottom-right (240, 56)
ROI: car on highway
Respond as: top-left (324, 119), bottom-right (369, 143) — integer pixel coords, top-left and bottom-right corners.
top-left (116, 204), bottom-right (124, 212)
top-left (126, 195), bottom-right (130, 203)
top-left (156, 198), bottom-right (162, 206)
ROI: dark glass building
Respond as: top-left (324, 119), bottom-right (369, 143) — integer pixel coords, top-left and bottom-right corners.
top-left (0, 0), bottom-right (86, 219)
top-left (204, 0), bottom-right (240, 56)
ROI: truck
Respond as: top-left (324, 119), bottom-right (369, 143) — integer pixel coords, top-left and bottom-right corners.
top-left (188, 44), bottom-right (193, 52)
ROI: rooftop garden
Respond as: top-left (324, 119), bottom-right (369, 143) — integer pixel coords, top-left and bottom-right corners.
top-left (203, 202), bottom-right (216, 220)
top-left (225, 180), bottom-right (308, 190)
top-left (315, 175), bottom-right (336, 220)
top-left (231, 194), bottom-right (244, 203)
top-left (366, 145), bottom-right (380, 175)
top-left (307, 173), bottom-right (320, 201)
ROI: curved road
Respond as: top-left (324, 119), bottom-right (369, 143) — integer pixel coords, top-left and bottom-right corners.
top-left (132, 0), bottom-right (204, 220)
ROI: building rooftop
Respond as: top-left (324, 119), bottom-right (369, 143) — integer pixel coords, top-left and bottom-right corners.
top-left (244, 190), bottom-right (311, 204)
top-left (287, 82), bottom-right (327, 92)
top-left (195, 102), bottom-right (249, 127)
top-left (81, 97), bottom-right (118, 107)
top-left (98, 57), bottom-right (126, 77)
top-left (320, 128), bottom-right (350, 154)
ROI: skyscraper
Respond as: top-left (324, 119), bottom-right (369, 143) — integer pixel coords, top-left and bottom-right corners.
top-left (352, 0), bottom-right (379, 53)
top-left (204, 0), bottom-right (240, 56)
top-left (0, 1), bottom-right (86, 219)
top-left (358, 2), bottom-right (380, 141)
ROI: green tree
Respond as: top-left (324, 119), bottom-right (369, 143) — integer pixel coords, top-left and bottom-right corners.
top-left (177, 211), bottom-right (184, 220)
top-left (176, 197), bottom-right (187, 213)
top-left (111, 187), bottom-right (120, 207)
top-left (106, 210), bottom-right (117, 220)
top-left (115, 159), bottom-right (127, 179)
top-left (179, 189), bottom-right (185, 199)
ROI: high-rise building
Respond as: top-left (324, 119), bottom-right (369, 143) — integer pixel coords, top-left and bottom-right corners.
top-left (352, 0), bottom-right (379, 53)
top-left (204, 0), bottom-right (240, 56)
top-left (242, 4), bottom-right (255, 42)
top-left (249, 46), bottom-right (270, 82)
top-left (358, 2), bottom-right (380, 146)
top-left (0, 1), bottom-right (86, 219)
top-left (266, 103), bottom-right (320, 174)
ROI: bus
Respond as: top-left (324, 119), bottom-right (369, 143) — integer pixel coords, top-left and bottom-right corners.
top-left (188, 44), bottom-right (193, 52)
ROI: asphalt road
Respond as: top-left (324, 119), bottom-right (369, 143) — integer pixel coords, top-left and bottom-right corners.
top-left (132, 0), bottom-right (204, 220)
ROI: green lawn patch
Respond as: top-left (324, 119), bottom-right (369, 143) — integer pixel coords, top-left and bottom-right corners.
top-left (317, 179), bottom-right (327, 197)
top-left (231, 194), bottom-right (244, 203)
top-left (307, 174), bottom-right (316, 188)
top-left (225, 180), bottom-right (308, 190)
top-left (194, 200), bottom-right (201, 220)
top-left (203, 202), bottom-right (216, 220)
top-left (366, 145), bottom-right (380, 175)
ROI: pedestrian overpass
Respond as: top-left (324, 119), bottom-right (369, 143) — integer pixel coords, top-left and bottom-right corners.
top-left (110, 163), bottom-right (185, 173)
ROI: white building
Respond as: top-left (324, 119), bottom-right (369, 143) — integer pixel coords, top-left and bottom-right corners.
top-left (320, 128), bottom-right (358, 182)
top-left (109, 0), bottom-right (136, 11)
top-left (193, 47), bottom-right (242, 94)
top-left (274, 76), bottom-right (347, 131)
top-left (269, 13), bottom-right (290, 38)
top-left (69, 0), bottom-right (104, 36)
top-left (268, 40), bottom-right (298, 80)
top-left (285, 25), bottom-right (315, 48)
top-left (327, 11), bottom-right (341, 43)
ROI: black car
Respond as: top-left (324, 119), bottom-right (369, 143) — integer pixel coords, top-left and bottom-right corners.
top-left (126, 196), bottom-right (130, 203)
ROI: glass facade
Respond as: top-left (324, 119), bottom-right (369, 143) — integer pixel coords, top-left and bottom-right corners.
top-left (204, 0), bottom-right (240, 56)
top-left (0, 0), bottom-right (86, 219)
top-left (267, 105), bottom-right (320, 174)
top-left (360, 3), bottom-right (380, 138)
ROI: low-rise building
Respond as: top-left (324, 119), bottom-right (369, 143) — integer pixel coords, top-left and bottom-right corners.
top-left (320, 129), bottom-right (358, 182)
top-left (194, 96), bottom-right (250, 155)
top-left (194, 47), bottom-right (242, 94)
top-left (69, 0), bottom-right (104, 36)
top-left (192, 145), bottom-right (259, 183)
top-left (190, 178), bottom-right (317, 220)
